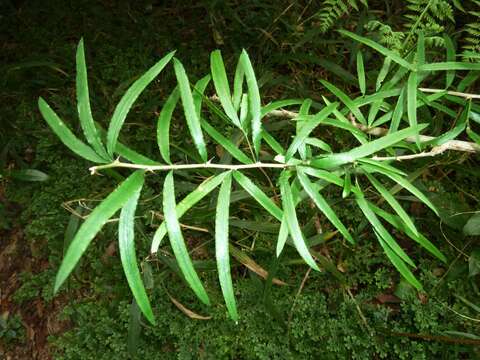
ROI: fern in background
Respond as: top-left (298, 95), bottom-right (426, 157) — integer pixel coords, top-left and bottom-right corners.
top-left (315, 0), bottom-right (368, 33)
top-left (461, 0), bottom-right (480, 61)
top-left (365, 21), bottom-right (405, 52)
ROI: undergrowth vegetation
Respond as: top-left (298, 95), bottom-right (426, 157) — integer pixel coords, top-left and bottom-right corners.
top-left (1, 1), bottom-right (480, 359)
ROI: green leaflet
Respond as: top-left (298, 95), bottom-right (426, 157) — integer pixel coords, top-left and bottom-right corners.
top-left (106, 51), bottom-right (175, 156)
top-left (261, 99), bottom-right (303, 117)
top-left (320, 79), bottom-right (366, 125)
top-left (355, 191), bottom-right (416, 268)
top-left (297, 169), bottom-right (354, 244)
top-left (262, 129), bottom-right (285, 155)
top-left (173, 58), bottom-right (208, 162)
top-left (192, 75), bottom-right (212, 118)
top-left (276, 217), bottom-right (289, 257)
top-left (407, 71), bottom-right (420, 148)
top-left (419, 62), bottom-right (480, 72)
top-left (357, 158), bottom-right (406, 176)
top-left (38, 97), bottom-right (107, 164)
top-left (232, 56), bottom-right (245, 112)
top-left (443, 35), bottom-right (456, 88)
top-left (200, 118), bottom-right (252, 164)
top-left (285, 102), bottom-right (338, 161)
top-left (210, 50), bottom-right (242, 128)
top-left (75, 38), bottom-right (110, 161)
top-left (364, 171), bottom-right (419, 236)
top-left (279, 171), bottom-right (319, 271)
top-left (311, 125), bottom-right (427, 169)
top-left (232, 170), bottom-right (283, 221)
top-left (389, 87), bottom-right (405, 133)
top-left (119, 183), bottom-right (155, 324)
top-left (361, 163), bottom-right (439, 216)
top-left (163, 171), bottom-right (210, 305)
top-left (338, 30), bottom-right (415, 70)
top-left (369, 203), bottom-right (446, 263)
top-left (376, 57), bottom-right (392, 91)
top-left (54, 171), bottom-right (145, 293)
top-left (215, 172), bottom-right (238, 321)
top-left (356, 51), bottom-right (366, 95)
top-left (150, 172), bottom-right (230, 253)
top-left (240, 50), bottom-right (262, 157)
top-left (375, 231), bottom-right (423, 290)
top-left (157, 87), bottom-right (180, 164)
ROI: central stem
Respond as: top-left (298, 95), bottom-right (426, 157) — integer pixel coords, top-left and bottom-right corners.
top-left (90, 160), bottom-right (291, 174)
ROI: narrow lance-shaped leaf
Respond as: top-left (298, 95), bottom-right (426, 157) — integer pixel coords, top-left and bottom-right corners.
top-left (119, 183), bottom-right (156, 324)
top-left (364, 171), bottom-right (419, 236)
top-left (200, 119), bottom-right (252, 164)
top-left (232, 170), bottom-right (283, 221)
top-left (376, 57), bottom-right (392, 91)
top-left (443, 34), bottom-right (456, 88)
top-left (173, 58), bottom-right (208, 162)
top-left (240, 50), bottom-right (262, 157)
top-left (320, 79), bottom-right (366, 125)
top-left (107, 51), bottom-right (175, 156)
top-left (374, 230), bottom-right (423, 290)
top-left (297, 169), bottom-right (354, 244)
top-left (419, 62), bottom-right (480, 72)
top-left (389, 87), bottom-right (405, 133)
top-left (356, 51), bottom-right (366, 95)
top-left (215, 172), bottom-right (238, 321)
top-left (157, 87), bottom-right (179, 164)
top-left (361, 163), bottom-right (439, 216)
top-left (355, 190), bottom-right (416, 267)
top-left (407, 71), bottom-right (420, 148)
top-left (163, 171), bottom-right (210, 305)
top-left (54, 171), bottom-right (145, 293)
top-left (338, 30), bottom-right (415, 70)
top-left (151, 172), bottom-right (230, 253)
top-left (279, 171), bottom-right (319, 271)
top-left (75, 38), bottom-right (110, 161)
top-left (285, 102), bottom-right (338, 161)
top-left (38, 97), bottom-right (108, 163)
top-left (311, 124), bottom-right (427, 169)
top-left (210, 50), bottom-right (242, 128)
top-left (192, 75), bottom-right (212, 118)
top-left (232, 56), bottom-right (245, 111)
top-left (369, 203), bottom-right (446, 263)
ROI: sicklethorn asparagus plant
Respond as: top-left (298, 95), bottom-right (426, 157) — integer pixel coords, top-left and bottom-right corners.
top-left (39, 32), bottom-right (480, 324)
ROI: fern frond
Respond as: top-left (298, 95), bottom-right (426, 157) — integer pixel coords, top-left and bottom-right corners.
top-left (315, 0), bottom-right (368, 34)
top-left (461, 1), bottom-right (480, 62)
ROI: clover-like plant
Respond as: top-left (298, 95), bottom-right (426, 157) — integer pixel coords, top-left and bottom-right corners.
top-left (39, 33), bottom-right (480, 324)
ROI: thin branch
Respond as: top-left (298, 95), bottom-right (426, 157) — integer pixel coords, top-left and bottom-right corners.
top-left (90, 159), bottom-right (290, 174)
top-left (419, 87), bottom-right (480, 100)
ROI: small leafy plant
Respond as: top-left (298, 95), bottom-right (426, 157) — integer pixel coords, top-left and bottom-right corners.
top-left (39, 33), bottom-right (480, 324)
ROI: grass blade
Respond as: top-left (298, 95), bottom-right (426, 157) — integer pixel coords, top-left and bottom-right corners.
top-left (54, 171), bottom-right (145, 293)
top-left (75, 38), bottom-right (110, 161)
top-left (119, 183), bottom-right (155, 324)
top-left (233, 170), bottom-right (283, 221)
top-left (389, 87), bottom-right (405, 133)
top-left (355, 191), bottom-right (416, 267)
top-left (173, 58), bottom-right (208, 162)
top-left (443, 35), bottom-right (456, 88)
top-left (107, 51), bottom-right (175, 156)
top-left (215, 172), bottom-right (238, 321)
top-left (279, 171), bottom-right (319, 271)
top-left (297, 169), bottom-right (354, 244)
top-left (356, 51), bottom-right (366, 95)
top-left (285, 102), bottom-right (338, 161)
top-left (157, 87), bottom-right (179, 164)
top-left (211, 50), bottom-right (241, 128)
top-left (151, 172), bottom-right (230, 253)
top-left (38, 97), bottom-right (107, 163)
top-left (240, 50), bottom-right (262, 157)
top-left (232, 56), bottom-right (245, 111)
top-left (163, 171), bottom-right (210, 305)
top-left (338, 30), bottom-right (415, 70)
